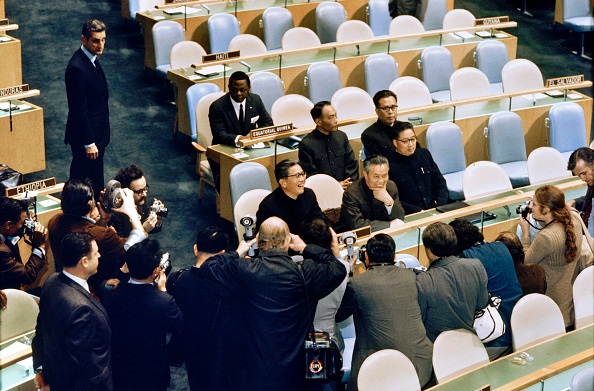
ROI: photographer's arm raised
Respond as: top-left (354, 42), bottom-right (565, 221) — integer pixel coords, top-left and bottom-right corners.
top-left (112, 188), bottom-right (148, 249)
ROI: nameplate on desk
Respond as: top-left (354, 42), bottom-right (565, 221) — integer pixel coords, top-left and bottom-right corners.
top-left (352, 226), bottom-right (372, 240)
top-left (250, 123), bottom-right (293, 139)
top-left (6, 178), bottom-right (57, 197)
top-left (0, 19), bottom-right (9, 26)
top-left (203, 51), bottom-right (240, 63)
top-left (166, 0), bottom-right (188, 3)
top-left (546, 75), bottom-right (584, 88)
top-left (475, 16), bottom-right (509, 26)
top-left (0, 84), bottom-right (29, 98)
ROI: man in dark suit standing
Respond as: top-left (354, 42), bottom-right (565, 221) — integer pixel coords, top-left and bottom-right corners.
top-left (208, 71), bottom-right (273, 189)
top-left (32, 232), bottom-right (112, 391)
top-left (65, 19), bottom-right (109, 198)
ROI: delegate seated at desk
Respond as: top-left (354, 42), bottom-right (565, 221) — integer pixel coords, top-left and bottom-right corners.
top-left (361, 90), bottom-right (403, 161)
top-left (208, 71), bottom-right (273, 189)
top-left (298, 101), bottom-right (359, 189)
top-left (388, 121), bottom-right (449, 214)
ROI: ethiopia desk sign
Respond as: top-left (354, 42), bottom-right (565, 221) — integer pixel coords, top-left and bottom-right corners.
top-left (475, 16), bottom-right (509, 26)
top-left (0, 84), bottom-right (29, 98)
top-left (546, 75), bottom-right (585, 88)
top-left (250, 123), bottom-right (293, 139)
top-left (6, 178), bottom-right (56, 197)
top-left (202, 50), bottom-right (240, 63)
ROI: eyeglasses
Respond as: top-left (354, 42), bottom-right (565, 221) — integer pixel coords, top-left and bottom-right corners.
top-left (397, 136), bottom-right (417, 144)
top-left (378, 105), bottom-right (398, 113)
top-left (286, 172), bottom-right (306, 179)
top-left (131, 185), bottom-right (149, 195)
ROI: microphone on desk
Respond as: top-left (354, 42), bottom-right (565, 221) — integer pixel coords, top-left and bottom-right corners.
top-left (201, 4), bottom-right (211, 13)
top-left (239, 61), bottom-right (251, 72)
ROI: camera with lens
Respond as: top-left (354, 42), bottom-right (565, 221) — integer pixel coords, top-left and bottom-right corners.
top-left (516, 200), bottom-right (532, 218)
top-left (22, 217), bottom-right (39, 239)
top-left (340, 231), bottom-right (357, 261)
top-left (241, 214), bottom-right (258, 257)
top-left (150, 199), bottom-right (168, 218)
top-left (101, 180), bottom-right (124, 212)
top-left (159, 252), bottom-right (172, 276)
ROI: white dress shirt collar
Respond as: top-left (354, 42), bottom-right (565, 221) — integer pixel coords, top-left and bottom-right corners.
top-left (62, 270), bottom-right (90, 293)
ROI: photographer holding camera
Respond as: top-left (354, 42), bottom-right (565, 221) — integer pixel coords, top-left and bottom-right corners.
top-left (0, 197), bottom-right (48, 291)
top-left (48, 178), bottom-right (148, 293)
top-left (110, 164), bottom-right (166, 237)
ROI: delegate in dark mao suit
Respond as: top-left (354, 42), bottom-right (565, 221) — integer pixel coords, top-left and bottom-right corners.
top-left (65, 20), bottom-right (109, 196)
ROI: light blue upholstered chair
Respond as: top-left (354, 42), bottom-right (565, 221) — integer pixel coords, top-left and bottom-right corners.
top-left (474, 40), bottom-right (508, 94)
top-left (426, 121), bottom-right (466, 200)
top-left (416, 0), bottom-right (447, 30)
top-left (367, 0), bottom-right (392, 36)
top-left (570, 367), bottom-right (594, 391)
top-left (262, 7), bottom-right (294, 50)
top-left (486, 111), bottom-right (529, 187)
top-left (152, 21), bottom-right (185, 78)
top-left (563, 0), bottom-right (594, 59)
top-left (186, 83), bottom-right (220, 143)
top-left (316, 1), bottom-right (347, 43)
top-left (365, 53), bottom-right (398, 97)
top-left (229, 162), bottom-right (272, 212)
top-left (306, 62), bottom-right (342, 103)
top-left (207, 13), bottom-right (240, 54)
top-left (250, 71), bottom-right (284, 114)
top-left (419, 46), bottom-right (453, 102)
top-left (548, 102), bottom-right (588, 161)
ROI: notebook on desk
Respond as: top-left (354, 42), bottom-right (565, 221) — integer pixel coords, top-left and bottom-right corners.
top-left (436, 201), bottom-right (497, 224)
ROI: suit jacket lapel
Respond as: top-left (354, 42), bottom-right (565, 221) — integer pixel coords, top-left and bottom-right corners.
top-left (58, 272), bottom-right (109, 318)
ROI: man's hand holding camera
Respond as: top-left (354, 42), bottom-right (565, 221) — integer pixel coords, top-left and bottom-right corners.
top-left (112, 188), bottom-right (145, 234)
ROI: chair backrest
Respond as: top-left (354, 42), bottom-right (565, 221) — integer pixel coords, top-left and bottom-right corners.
top-left (449, 67), bottom-right (491, 101)
top-left (186, 83), bottom-right (221, 143)
top-left (527, 147), bottom-right (572, 185)
top-left (416, 0), bottom-right (447, 30)
top-left (230, 162), bottom-right (272, 210)
top-left (152, 21), bottom-right (185, 71)
top-left (207, 13), bottom-right (240, 54)
top-left (549, 102), bottom-right (588, 154)
top-left (233, 188), bottom-right (271, 242)
top-left (307, 62), bottom-right (342, 103)
top-left (511, 293), bottom-right (566, 351)
top-left (331, 87), bottom-right (376, 120)
top-left (420, 46), bottom-right (454, 99)
top-left (196, 91), bottom-right (225, 147)
top-left (442, 9), bottom-right (476, 29)
top-left (426, 121), bottom-right (466, 175)
top-left (137, 0), bottom-right (164, 19)
top-left (487, 111), bottom-right (527, 164)
top-left (281, 27), bottom-right (321, 50)
top-left (564, 0), bottom-right (593, 20)
top-left (368, 0), bottom-right (392, 36)
top-left (571, 367), bottom-right (594, 391)
top-left (316, 1), bottom-right (347, 43)
top-left (0, 289), bottom-right (39, 343)
top-left (271, 94), bottom-right (315, 128)
top-left (501, 59), bottom-right (544, 93)
top-left (433, 329), bottom-right (490, 383)
top-left (388, 15), bottom-right (426, 36)
top-left (170, 41), bottom-right (207, 69)
top-left (358, 349), bottom-right (421, 391)
top-left (305, 174), bottom-right (344, 210)
top-left (475, 40), bottom-right (509, 84)
top-left (365, 53), bottom-right (399, 97)
top-left (389, 76), bottom-right (432, 108)
top-left (262, 7), bottom-right (295, 50)
top-left (573, 266), bottom-right (594, 329)
top-left (250, 71), bottom-right (284, 114)
top-left (228, 34), bottom-right (268, 56)
top-left (463, 161), bottom-right (513, 200)
top-left (337, 20), bottom-right (375, 43)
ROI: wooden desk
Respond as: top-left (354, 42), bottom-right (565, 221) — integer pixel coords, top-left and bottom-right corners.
top-left (0, 100), bottom-right (45, 174)
top-left (0, 0), bottom-right (4, 19)
top-left (0, 34), bottom-right (22, 89)
top-left (169, 28), bottom-right (517, 138)
top-left (137, 0), bottom-right (367, 69)
top-left (208, 91), bottom-right (592, 222)
top-left (428, 325), bottom-right (594, 391)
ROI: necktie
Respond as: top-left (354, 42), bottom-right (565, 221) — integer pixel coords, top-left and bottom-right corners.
top-left (94, 58), bottom-right (105, 79)
top-left (238, 103), bottom-right (245, 132)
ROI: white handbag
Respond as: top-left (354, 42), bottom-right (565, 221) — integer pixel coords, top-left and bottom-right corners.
top-left (473, 295), bottom-right (506, 343)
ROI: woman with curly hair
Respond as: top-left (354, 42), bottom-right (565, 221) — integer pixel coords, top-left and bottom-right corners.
top-left (519, 185), bottom-right (582, 328)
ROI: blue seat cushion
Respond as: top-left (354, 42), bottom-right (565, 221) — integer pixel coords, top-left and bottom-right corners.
top-left (444, 171), bottom-right (464, 200)
top-left (500, 161), bottom-right (529, 187)
top-left (564, 17), bottom-right (594, 33)
top-left (431, 90), bottom-right (451, 103)
top-left (490, 82), bottom-right (503, 94)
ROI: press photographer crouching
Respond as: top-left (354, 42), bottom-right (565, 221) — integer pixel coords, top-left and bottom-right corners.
top-left (109, 164), bottom-right (168, 237)
top-left (0, 197), bottom-right (48, 293)
top-left (47, 178), bottom-right (148, 293)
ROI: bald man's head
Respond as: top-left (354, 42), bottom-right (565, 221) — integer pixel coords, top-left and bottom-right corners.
top-left (258, 217), bottom-right (290, 251)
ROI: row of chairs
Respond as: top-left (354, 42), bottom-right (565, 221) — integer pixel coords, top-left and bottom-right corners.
top-left (356, 269), bottom-right (594, 390)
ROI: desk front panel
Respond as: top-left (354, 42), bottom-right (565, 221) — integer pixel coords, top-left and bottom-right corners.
top-left (170, 34), bottom-right (518, 138)
top-left (138, 0), bottom-right (367, 69)
top-left (0, 101), bottom-right (45, 174)
top-left (0, 0), bottom-right (4, 19)
top-left (0, 35), bottom-right (22, 89)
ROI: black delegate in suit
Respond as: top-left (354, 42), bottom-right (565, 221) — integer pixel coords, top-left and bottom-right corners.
top-left (65, 47), bottom-right (110, 193)
top-left (32, 273), bottom-right (113, 391)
